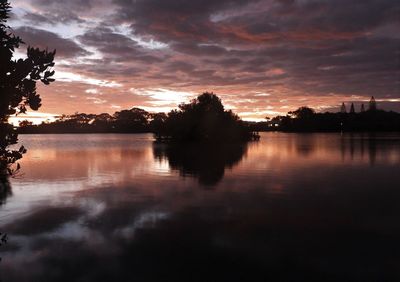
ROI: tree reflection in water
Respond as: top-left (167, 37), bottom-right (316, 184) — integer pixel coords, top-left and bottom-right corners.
top-left (0, 173), bottom-right (10, 266)
top-left (153, 142), bottom-right (248, 186)
top-left (0, 174), bottom-right (11, 206)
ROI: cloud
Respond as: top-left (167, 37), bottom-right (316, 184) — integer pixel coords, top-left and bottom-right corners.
top-left (112, 0), bottom-right (399, 44)
top-left (8, 0), bottom-right (400, 118)
top-left (14, 27), bottom-right (90, 58)
top-left (77, 27), bottom-right (162, 63)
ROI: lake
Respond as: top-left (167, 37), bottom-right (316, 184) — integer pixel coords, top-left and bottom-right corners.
top-left (1, 133), bottom-right (400, 281)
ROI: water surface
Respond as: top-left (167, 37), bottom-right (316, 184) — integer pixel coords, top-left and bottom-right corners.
top-left (1, 133), bottom-right (400, 281)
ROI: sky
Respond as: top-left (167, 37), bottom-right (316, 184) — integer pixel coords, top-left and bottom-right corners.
top-left (7, 0), bottom-right (400, 122)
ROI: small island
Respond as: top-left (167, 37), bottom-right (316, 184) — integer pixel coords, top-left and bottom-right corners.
top-left (152, 92), bottom-right (259, 142)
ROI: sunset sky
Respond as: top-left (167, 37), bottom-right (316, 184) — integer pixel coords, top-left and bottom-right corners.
top-left (8, 0), bottom-right (400, 122)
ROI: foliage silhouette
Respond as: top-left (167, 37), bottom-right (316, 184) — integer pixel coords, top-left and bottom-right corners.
top-left (113, 108), bottom-right (149, 132)
top-left (270, 106), bottom-right (400, 132)
top-left (16, 96), bottom-right (400, 135)
top-left (154, 92), bottom-right (259, 142)
top-left (17, 93), bottom-right (260, 142)
top-left (18, 110), bottom-right (151, 133)
top-left (0, 0), bottom-right (55, 176)
top-left (18, 104), bottom-right (400, 135)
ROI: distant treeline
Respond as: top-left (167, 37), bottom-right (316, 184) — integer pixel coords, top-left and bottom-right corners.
top-left (17, 101), bottom-right (400, 135)
top-left (18, 109), bottom-right (159, 134)
top-left (269, 107), bottom-right (400, 132)
top-left (18, 93), bottom-right (259, 142)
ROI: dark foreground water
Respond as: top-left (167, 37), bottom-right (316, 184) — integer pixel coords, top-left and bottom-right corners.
top-left (1, 133), bottom-right (400, 281)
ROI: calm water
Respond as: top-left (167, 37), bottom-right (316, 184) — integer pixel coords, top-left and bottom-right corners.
top-left (1, 133), bottom-right (400, 281)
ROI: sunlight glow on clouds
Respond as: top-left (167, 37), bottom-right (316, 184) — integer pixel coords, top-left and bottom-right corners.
top-left (7, 0), bottom-right (400, 120)
top-left (55, 71), bottom-right (122, 88)
top-left (115, 24), bottom-right (168, 50)
top-left (8, 112), bottom-right (59, 126)
top-left (131, 88), bottom-right (195, 106)
top-left (85, 88), bottom-right (100, 94)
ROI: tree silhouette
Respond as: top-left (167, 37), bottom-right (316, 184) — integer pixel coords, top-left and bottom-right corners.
top-left (16, 109), bottom-right (156, 134)
top-left (350, 103), bottom-right (355, 114)
top-left (150, 112), bottom-right (168, 139)
top-left (369, 96), bottom-right (377, 111)
top-left (340, 102), bottom-right (346, 114)
top-left (273, 105), bottom-right (400, 132)
top-left (155, 92), bottom-right (258, 142)
top-left (0, 0), bottom-right (55, 177)
top-left (289, 107), bottom-right (315, 120)
top-left (113, 108), bottom-right (150, 132)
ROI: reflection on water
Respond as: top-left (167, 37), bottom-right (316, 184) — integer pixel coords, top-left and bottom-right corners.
top-left (0, 175), bottom-right (11, 206)
top-left (153, 142), bottom-right (248, 186)
top-left (0, 133), bottom-right (400, 281)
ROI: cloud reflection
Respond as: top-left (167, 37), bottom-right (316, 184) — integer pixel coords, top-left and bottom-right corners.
top-left (0, 133), bottom-right (400, 281)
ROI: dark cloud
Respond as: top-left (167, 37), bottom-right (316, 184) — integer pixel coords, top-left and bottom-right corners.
top-left (17, 0), bottom-right (113, 25)
top-left (77, 27), bottom-right (162, 63)
top-left (171, 42), bottom-right (230, 56)
top-left (112, 0), bottom-right (258, 42)
top-left (10, 0), bottom-right (400, 115)
top-left (23, 12), bottom-right (55, 25)
top-left (31, 0), bottom-right (94, 11)
top-left (23, 10), bottom-right (86, 25)
top-left (78, 28), bottom-right (140, 52)
top-left (113, 0), bottom-right (399, 43)
top-left (109, 0), bottom-right (399, 102)
top-left (165, 61), bottom-right (196, 72)
top-left (14, 27), bottom-right (90, 58)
